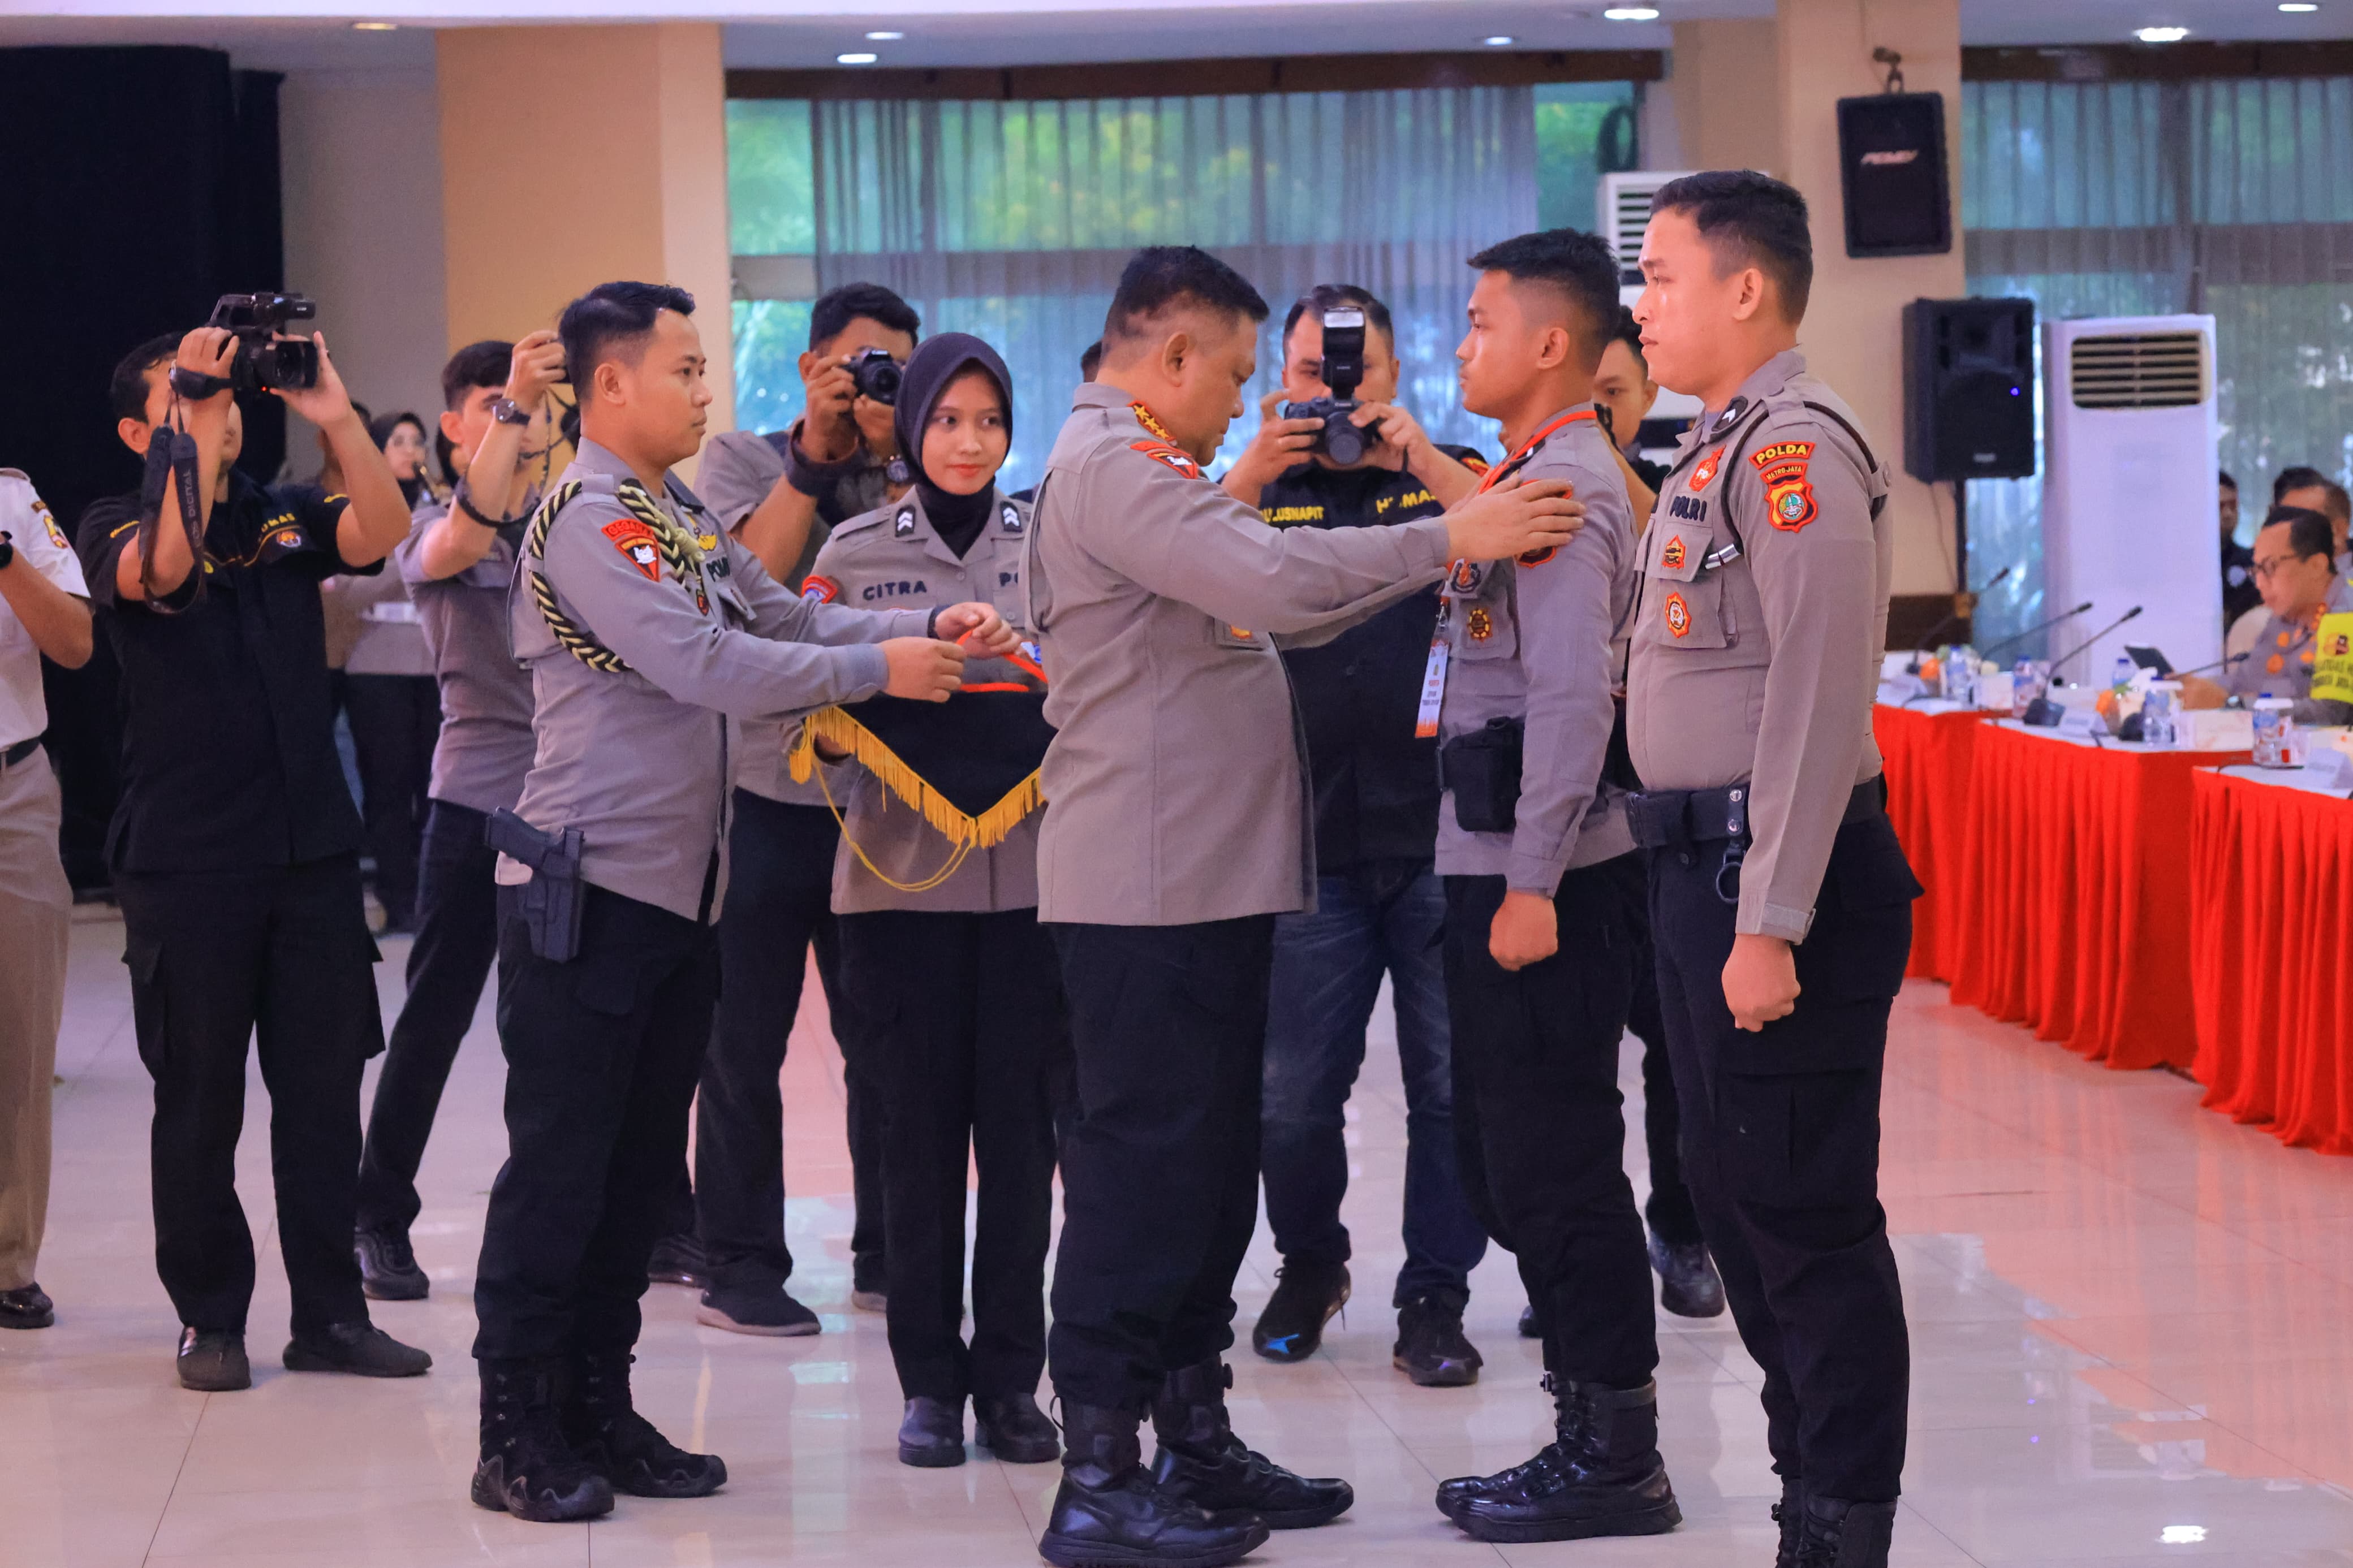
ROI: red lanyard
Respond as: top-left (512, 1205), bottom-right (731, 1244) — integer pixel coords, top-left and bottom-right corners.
top-left (1473, 409), bottom-right (1597, 496)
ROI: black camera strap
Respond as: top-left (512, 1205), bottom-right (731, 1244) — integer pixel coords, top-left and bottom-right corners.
top-left (135, 395), bottom-right (209, 612)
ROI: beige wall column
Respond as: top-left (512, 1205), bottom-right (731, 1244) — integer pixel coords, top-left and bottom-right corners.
top-left (438, 23), bottom-right (734, 453)
top-left (1774, 0), bottom-right (1966, 597)
top-left (1664, 19), bottom-right (1784, 175)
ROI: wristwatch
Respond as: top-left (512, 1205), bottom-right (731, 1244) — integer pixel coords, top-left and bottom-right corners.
top-left (0, 531), bottom-right (14, 571)
top-left (490, 396), bottom-right (532, 426)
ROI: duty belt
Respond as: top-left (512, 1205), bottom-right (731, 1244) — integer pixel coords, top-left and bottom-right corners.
top-left (1626, 778), bottom-right (1886, 904)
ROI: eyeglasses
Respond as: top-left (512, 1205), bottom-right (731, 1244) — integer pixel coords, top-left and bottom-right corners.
top-left (2249, 555), bottom-right (2315, 580)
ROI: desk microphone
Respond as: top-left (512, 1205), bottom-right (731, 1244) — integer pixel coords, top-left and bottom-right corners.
top-left (2049, 605), bottom-right (2145, 677)
top-left (2161, 650), bottom-right (2252, 680)
top-left (1906, 564), bottom-right (2015, 672)
top-left (1977, 601), bottom-right (2095, 661)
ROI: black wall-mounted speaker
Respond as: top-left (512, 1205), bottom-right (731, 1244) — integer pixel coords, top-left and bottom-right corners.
top-left (1837, 92), bottom-right (1952, 258)
top-left (1902, 297), bottom-right (2037, 483)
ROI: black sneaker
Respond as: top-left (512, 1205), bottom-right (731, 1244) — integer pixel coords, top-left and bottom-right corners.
top-left (1649, 1229), bottom-right (1726, 1319)
top-left (283, 1321), bottom-right (433, 1377)
top-left (563, 1351), bottom-right (728, 1500)
top-left (1249, 1260), bottom-right (1348, 1363)
top-left (647, 1233), bottom-right (709, 1290)
top-left (0, 1282), bottom-right (55, 1329)
top-left (176, 1327), bottom-right (251, 1392)
top-left (695, 1281), bottom-right (820, 1338)
top-left (355, 1227), bottom-right (429, 1301)
top-left (475, 1359), bottom-right (614, 1523)
top-left (1393, 1296), bottom-right (1483, 1387)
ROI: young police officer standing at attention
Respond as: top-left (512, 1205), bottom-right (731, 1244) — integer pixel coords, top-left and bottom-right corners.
top-left (1024, 246), bottom-right (1584, 1568)
top-left (1219, 285), bottom-right (1495, 1384)
top-left (807, 334), bottom-right (1072, 1471)
top-left (76, 326), bottom-right (430, 1393)
top-left (351, 332), bottom-right (564, 1301)
top-left (673, 282), bottom-right (923, 1311)
top-left (1424, 230), bottom-right (1680, 1546)
top-left (1626, 172), bottom-right (1919, 1568)
top-left (468, 281), bottom-right (1015, 1524)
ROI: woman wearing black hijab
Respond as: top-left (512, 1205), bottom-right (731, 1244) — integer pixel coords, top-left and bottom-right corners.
top-left (804, 334), bottom-right (1073, 1469)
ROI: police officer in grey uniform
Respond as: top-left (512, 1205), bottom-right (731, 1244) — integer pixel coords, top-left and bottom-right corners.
top-left (678, 282), bottom-right (920, 1316)
top-left (467, 281), bottom-right (1015, 1526)
top-left (354, 332), bottom-right (562, 1299)
top-left (812, 334), bottom-right (1072, 1470)
top-left (1025, 247), bottom-right (1585, 1568)
top-left (1424, 230), bottom-right (1679, 1545)
top-left (1625, 173), bottom-right (1919, 1568)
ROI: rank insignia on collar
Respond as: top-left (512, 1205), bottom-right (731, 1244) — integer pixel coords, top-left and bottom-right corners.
top-left (1661, 534), bottom-right (1686, 571)
top-left (1664, 591), bottom-right (1692, 638)
top-left (1689, 447), bottom-right (1726, 493)
top-left (1449, 559), bottom-right (1484, 594)
top-left (1130, 401), bottom-right (1178, 445)
top-left (1467, 605), bottom-right (1494, 642)
top-left (803, 573), bottom-right (840, 604)
top-left (602, 517), bottom-right (662, 581)
top-left (1000, 503), bottom-right (1023, 533)
top-left (1128, 440), bottom-right (1202, 480)
top-left (1708, 397), bottom-right (1751, 438)
top-left (894, 508), bottom-right (917, 537)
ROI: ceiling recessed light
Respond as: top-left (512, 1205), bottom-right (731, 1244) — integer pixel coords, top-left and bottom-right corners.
top-left (2278, 2), bottom-right (2317, 11)
top-left (837, 51), bottom-right (880, 64)
top-left (351, 20), bottom-right (397, 29)
top-left (2134, 25), bottom-right (2191, 41)
top-left (865, 30), bottom-right (904, 40)
top-left (1604, 6), bottom-right (1662, 18)
top-left (1485, 34), bottom-right (1515, 45)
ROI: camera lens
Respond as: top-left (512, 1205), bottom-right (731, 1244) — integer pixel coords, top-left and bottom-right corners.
top-left (1324, 414), bottom-right (1367, 466)
top-left (868, 362), bottom-right (901, 404)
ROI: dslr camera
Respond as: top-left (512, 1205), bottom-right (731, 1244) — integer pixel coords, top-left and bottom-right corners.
top-left (847, 347), bottom-right (903, 405)
top-left (208, 292), bottom-right (321, 391)
top-left (1280, 305), bottom-right (1369, 466)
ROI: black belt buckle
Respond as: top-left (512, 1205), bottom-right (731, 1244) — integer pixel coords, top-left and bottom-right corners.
top-left (1714, 784), bottom-right (1749, 905)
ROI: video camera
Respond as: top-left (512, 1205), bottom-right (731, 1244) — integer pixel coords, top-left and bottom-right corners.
top-left (1280, 305), bottom-right (1369, 466)
top-left (207, 292), bottom-right (320, 392)
top-left (848, 347), bottom-right (903, 406)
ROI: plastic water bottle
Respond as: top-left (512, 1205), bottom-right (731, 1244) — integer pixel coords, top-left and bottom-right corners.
top-left (2252, 695), bottom-right (2291, 767)
top-left (2109, 654), bottom-right (2138, 694)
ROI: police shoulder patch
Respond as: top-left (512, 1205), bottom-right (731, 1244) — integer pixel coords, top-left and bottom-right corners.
top-left (601, 517), bottom-right (663, 581)
top-left (1127, 440), bottom-right (1201, 480)
top-left (36, 501), bottom-right (68, 552)
top-left (1749, 440), bottom-right (1817, 471)
top-left (802, 573), bottom-right (841, 604)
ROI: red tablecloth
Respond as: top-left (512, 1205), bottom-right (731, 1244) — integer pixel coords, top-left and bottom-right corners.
top-left (2190, 770), bottom-right (2353, 1153)
top-left (1875, 705), bottom-right (1987, 982)
top-left (1947, 724), bottom-right (2238, 1072)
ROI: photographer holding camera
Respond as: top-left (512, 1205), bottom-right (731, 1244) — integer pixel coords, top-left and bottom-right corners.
top-left (73, 309), bottom-right (429, 1392)
top-left (1216, 285), bottom-right (1494, 1386)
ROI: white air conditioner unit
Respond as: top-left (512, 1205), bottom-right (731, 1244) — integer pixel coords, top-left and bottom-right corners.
top-left (2041, 314), bottom-right (2221, 685)
top-left (1598, 170), bottom-right (1704, 426)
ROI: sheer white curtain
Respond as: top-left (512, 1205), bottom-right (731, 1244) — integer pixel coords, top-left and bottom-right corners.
top-left (786, 88), bottom-right (1538, 488)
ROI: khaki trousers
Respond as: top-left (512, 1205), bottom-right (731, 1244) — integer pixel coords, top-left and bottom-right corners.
top-left (0, 746), bottom-right (68, 1291)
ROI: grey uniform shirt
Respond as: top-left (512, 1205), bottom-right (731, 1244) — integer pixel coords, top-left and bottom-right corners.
top-left (699, 425), bottom-right (897, 806)
top-left (395, 488), bottom-right (538, 813)
top-left (500, 437), bottom-right (928, 922)
top-left (1627, 349), bottom-right (1894, 943)
top-left (1025, 383), bottom-right (1452, 926)
top-left (2223, 574), bottom-right (2353, 725)
top-left (1434, 408), bottom-right (1636, 892)
top-left (809, 488), bottom-right (1041, 915)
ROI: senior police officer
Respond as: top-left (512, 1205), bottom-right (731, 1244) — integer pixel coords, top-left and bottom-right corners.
top-left (1024, 245), bottom-right (1585, 1568)
top-left (354, 332), bottom-right (563, 1299)
top-left (1626, 171), bottom-right (1919, 1568)
top-left (1425, 228), bottom-right (1679, 1545)
top-left (467, 280), bottom-right (1016, 1525)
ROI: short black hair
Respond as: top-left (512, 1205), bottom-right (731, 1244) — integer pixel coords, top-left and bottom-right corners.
top-left (809, 283), bottom-right (920, 355)
top-left (2272, 464), bottom-right (2326, 504)
top-left (1079, 340), bottom-right (1104, 382)
top-left (1283, 284), bottom-right (1393, 345)
top-left (1650, 170), bottom-right (1815, 322)
top-left (2282, 475), bottom-right (2351, 522)
top-left (1466, 228), bottom-right (1623, 366)
top-left (1102, 247), bottom-right (1269, 348)
top-left (2218, 469), bottom-right (2238, 492)
top-left (442, 339), bottom-right (511, 412)
top-left (558, 281), bottom-right (696, 392)
top-left (111, 332), bottom-right (182, 425)
top-left (2261, 504), bottom-right (2336, 564)
top-left (1606, 304), bottom-right (1647, 370)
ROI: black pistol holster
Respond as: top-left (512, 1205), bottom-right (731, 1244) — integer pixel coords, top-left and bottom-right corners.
top-left (486, 809), bottom-right (587, 962)
top-left (1440, 717), bottom-right (1525, 833)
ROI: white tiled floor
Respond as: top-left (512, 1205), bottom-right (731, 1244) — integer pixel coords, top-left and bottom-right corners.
top-left (7, 908), bottom-right (2353, 1566)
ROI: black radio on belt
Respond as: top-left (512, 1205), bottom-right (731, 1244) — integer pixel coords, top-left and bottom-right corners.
top-left (1441, 717), bottom-right (1524, 833)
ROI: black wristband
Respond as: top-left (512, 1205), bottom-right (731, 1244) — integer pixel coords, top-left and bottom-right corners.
top-left (925, 606), bottom-right (943, 640)
top-left (0, 533), bottom-right (14, 571)
top-left (455, 489), bottom-right (518, 529)
top-left (168, 365), bottom-right (232, 400)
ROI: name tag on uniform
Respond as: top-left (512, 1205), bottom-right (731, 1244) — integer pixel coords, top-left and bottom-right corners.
top-left (1415, 637), bottom-right (1449, 738)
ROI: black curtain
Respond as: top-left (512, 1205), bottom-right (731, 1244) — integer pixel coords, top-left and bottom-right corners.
top-left (0, 46), bottom-right (285, 889)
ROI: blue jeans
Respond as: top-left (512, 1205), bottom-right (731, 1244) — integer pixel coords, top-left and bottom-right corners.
top-left (1260, 861), bottom-right (1488, 1311)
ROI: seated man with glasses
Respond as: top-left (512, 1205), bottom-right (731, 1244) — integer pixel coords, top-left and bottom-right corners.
top-left (2181, 504), bottom-right (2353, 725)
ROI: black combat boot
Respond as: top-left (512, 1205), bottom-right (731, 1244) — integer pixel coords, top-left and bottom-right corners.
top-left (1773, 1476), bottom-right (1805, 1568)
top-left (1038, 1402), bottom-right (1269, 1568)
top-left (562, 1349), bottom-right (727, 1498)
top-left (1794, 1494), bottom-right (1898, 1568)
top-left (472, 1359), bottom-right (614, 1523)
top-left (1445, 1377), bottom-right (1680, 1543)
top-left (1149, 1358), bottom-right (1353, 1530)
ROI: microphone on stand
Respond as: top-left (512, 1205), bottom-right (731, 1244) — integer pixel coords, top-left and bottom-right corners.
top-left (1978, 600), bottom-right (2096, 662)
top-left (2160, 650), bottom-right (2252, 681)
top-left (1906, 564), bottom-right (2015, 672)
top-left (2049, 604), bottom-right (2145, 679)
